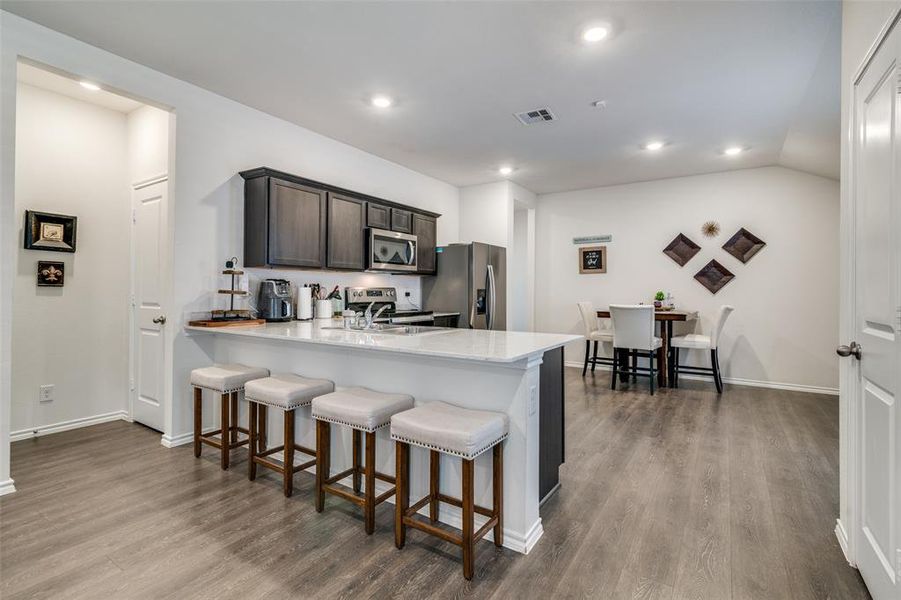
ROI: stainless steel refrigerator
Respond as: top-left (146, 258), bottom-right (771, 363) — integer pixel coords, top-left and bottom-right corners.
top-left (422, 242), bottom-right (506, 330)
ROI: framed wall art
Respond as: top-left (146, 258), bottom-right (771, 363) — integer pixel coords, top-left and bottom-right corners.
top-left (579, 245), bottom-right (607, 274)
top-left (37, 261), bottom-right (65, 287)
top-left (24, 210), bottom-right (77, 253)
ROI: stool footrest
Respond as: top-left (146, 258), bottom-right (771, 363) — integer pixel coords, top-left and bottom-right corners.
top-left (403, 515), bottom-right (462, 547)
top-left (403, 494), bottom-right (499, 545)
top-left (436, 493), bottom-right (495, 518)
top-left (292, 458), bottom-right (316, 473)
top-left (200, 433), bottom-right (249, 451)
top-left (323, 470), bottom-right (396, 506)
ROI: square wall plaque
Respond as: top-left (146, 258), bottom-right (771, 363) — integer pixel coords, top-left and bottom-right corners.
top-left (662, 233), bottom-right (701, 267)
top-left (722, 227), bottom-right (765, 263)
top-left (694, 259), bottom-right (734, 294)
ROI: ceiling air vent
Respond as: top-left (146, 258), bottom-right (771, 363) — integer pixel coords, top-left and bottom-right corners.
top-left (514, 107), bottom-right (556, 125)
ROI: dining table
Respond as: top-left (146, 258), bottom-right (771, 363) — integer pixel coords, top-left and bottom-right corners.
top-left (596, 308), bottom-right (698, 388)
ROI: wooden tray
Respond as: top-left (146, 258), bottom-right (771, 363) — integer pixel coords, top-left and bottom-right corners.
top-left (188, 319), bottom-right (266, 328)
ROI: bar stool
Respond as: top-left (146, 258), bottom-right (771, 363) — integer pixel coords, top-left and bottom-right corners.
top-left (312, 387), bottom-right (414, 534)
top-left (391, 401), bottom-right (508, 580)
top-left (245, 373), bottom-right (335, 497)
top-left (191, 363), bottom-right (269, 469)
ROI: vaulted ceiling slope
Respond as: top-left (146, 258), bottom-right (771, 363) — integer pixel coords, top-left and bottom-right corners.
top-left (2, 1), bottom-right (841, 194)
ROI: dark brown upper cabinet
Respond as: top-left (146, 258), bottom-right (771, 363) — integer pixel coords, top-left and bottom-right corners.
top-left (391, 208), bottom-right (412, 233)
top-left (327, 193), bottom-right (366, 270)
top-left (243, 175), bottom-right (327, 268)
top-left (413, 214), bottom-right (437, 274)
top-left (367, 203), bottom-right (390, 230)
top-left (240, 167), bottom-right (440, 274)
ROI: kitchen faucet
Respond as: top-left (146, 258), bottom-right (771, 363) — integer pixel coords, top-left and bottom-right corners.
top-left (363, 302), bottom-right (390, 328)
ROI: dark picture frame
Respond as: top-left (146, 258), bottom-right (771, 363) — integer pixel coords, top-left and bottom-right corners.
top-left (24, 210), bottom-right (77, 253)
top-left (579, 245), bottom-right (607, 274)
top-left (722, 227), bottom-right (765, 263)
top-left (662, 233), bottom-right (701, 267)
top-left (694, 259), bottom-right (735, 294)
top-left (37, 261), bottom-right (65, 287)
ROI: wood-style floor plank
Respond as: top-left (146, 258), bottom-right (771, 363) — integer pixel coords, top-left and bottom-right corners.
top-left (0, 373), bottom-right (870, 599)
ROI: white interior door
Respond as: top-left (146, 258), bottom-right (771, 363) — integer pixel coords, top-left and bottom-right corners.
top-left (848, 15), bottom-right (901, 600)
top-left (131, 178), bottom-right (168, 432)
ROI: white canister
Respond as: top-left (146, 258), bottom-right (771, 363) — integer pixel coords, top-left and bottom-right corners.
top-left (315, 299), bottom-right (333, 319)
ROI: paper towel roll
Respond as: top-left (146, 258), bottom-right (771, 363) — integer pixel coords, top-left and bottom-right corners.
top-left (297, 286), bottom-right (312, 320)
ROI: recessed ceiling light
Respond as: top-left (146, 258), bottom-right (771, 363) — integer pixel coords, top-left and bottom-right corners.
top-left (498, 166), bottom-right (514, 176)
top-left (644, 141), bottom-right (665, 151)
top-left (371, 95), bottom-right (393, 108)
top-left (79, 81), bottom-right (100, 91)
top-left (582, 25), bottom-right (610, 43)
top-left (724, 146), bottom-right (744, 156)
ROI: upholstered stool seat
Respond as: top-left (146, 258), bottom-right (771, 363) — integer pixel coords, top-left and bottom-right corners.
top-left (671, 305), bottom-right (735, 394)
top-left (312, 387), bottom-right (414, 432)
top-left (245, 374), bottom-right (335, 497)
top-left (191, 364), bottom-right (270, 393)
top-left (390, 401), bottom-right (509, 459)
top-left (191, 363), bottom-right (270, 470)
top-left (312, 387), bottom-right (414, 534)
top-left (391, 402), bottom-right (508, 580)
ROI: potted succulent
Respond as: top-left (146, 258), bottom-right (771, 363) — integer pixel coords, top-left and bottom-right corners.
top-left (654, 290), bottom-right (665, 308)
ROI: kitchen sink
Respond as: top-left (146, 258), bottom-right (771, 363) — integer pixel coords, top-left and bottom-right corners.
top-left (320, 324), bottom-right (452, 336)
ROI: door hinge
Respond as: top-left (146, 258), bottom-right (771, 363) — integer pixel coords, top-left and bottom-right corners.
top-left (132, 208), bottom-right (136, 223)
top-left (130, 294), bottom-right (136, 308)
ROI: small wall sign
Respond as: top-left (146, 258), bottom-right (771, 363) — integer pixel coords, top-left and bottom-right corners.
top-left (37, 261), bottom-right (65, 287)
top-left (24, 210), bottom-right (77, 253)
top-left (579, 246), bottom-right (607, 274)
top-left (573, 234), bottom-right (612, 245)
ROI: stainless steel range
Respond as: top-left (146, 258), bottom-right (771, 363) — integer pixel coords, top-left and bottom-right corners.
top-left (344, 287), bottom-right (434, 325)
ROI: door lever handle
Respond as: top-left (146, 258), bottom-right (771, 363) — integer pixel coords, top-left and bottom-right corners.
top-left (152, 315), bottom-right (167, 325)
top-left (836, 341), bottom-right (861, 360)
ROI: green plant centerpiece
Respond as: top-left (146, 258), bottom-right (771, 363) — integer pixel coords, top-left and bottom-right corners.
top-left (654, 290), bottom-right (665, 308)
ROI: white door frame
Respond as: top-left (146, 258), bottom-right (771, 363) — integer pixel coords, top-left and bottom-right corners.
top-left (838, 5), bottom-right (901, 571)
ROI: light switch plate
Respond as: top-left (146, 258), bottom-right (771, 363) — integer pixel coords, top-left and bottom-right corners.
top-left (39, 384), bottom-right (54, 403)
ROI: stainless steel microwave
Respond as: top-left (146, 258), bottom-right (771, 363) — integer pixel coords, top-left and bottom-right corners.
top-left (367, 228), bottom-right (418, 272)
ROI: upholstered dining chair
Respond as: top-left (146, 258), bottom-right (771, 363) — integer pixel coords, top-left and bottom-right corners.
top-left (671, 305), bottom-right (734, 393)
top-left (577, 301), bottom-right (614, 376)
top-left (609, 304), bottom-right (662, 395)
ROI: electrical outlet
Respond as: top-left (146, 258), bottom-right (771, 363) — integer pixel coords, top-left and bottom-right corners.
top-left (39, 384), bottom-right (54, 403)
top-left (529, 385), bottom-right (537, 416)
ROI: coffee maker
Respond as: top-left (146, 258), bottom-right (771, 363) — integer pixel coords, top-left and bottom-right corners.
top-left (257, 279), bottom-right (294, 322)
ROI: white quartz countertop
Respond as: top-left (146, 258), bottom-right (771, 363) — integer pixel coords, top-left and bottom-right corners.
top-left (186, 320), bottom-right (580, 364)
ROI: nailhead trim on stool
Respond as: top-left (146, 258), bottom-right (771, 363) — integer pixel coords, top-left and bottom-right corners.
top-left (391, 401), bottom-right (508, 581)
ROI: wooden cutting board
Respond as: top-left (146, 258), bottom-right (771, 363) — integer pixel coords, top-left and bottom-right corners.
top-left (187, 319), bottom-right (266, 328)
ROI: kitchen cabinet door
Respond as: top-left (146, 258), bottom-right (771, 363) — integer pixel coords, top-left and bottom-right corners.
top-left (268, 178), bottom-right (327, 268)
top-left (367, 203), bottom-right (390, 230)
top-left (391, 208), bottom-right (412, 233)
top-left (327, 193), bottom-right (366, 270)
top-left (413, 214), bottom-right (437, 274)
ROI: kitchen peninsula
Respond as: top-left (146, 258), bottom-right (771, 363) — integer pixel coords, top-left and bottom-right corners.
top-left (186, 320), bottom-right (580, 554)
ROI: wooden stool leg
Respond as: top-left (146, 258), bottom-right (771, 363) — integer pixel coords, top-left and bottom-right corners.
top-left (230, 392), bottom-right (239, 444)
top-left (395, 441), bottom-right (409, 549)
top-left (315, 420), bottom-right (330, 512)
top-left (462, 458), bottom-right (475, 580)
top-left (220, 393), bottom-right (230, 470)
top-left (352, 429), bottom-right (362, 494)
top-left (258, 405), bottom-right (267, 453)
top-left (283, 409), bottom-right (295, 497)
top-left (493, 444), bottom-right (503, 547)
top-left (248, 402), bottom-right (257, 481)
top-left (364, 431), bottom-right (376, 534)
top-left (429, 450), bottom-right (440, 522)
top-left (193, 387), bottom-right (202, 458)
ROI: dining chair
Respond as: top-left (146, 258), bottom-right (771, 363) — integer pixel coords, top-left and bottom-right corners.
top-left (577, 302), bottom-right (614, 376)
top-left (609, 304), bottom-right (662, 395)
top-left (671, 305), bottom-right (734, 393)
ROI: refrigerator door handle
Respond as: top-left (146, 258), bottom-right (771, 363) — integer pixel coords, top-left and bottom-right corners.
top-left (487, 264), bottom-right (496, 330)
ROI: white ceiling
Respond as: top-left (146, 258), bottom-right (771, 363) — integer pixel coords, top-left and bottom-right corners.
top-left (17, 62), bottom-right (144, 113)
top-left (2, 1), bottom-right (841, 194)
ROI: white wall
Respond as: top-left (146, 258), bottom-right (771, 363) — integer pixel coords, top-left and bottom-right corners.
top-left (535, 166), bottom-right (840, 392)
top-left (127, 104), bottom-right (169, 183)
top-left (11, 83), bottom-right (130, 436)
top-left (0, 12), bottom-right (462, 484)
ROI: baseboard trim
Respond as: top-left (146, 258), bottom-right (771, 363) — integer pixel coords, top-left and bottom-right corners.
top-left (835, 519), bottom-right (853, 566)
top-left (10, 410), bottom-right (130, 442)
top-left (0, 479), bottom-right (17, 497)
top-left (563, 361), bottom-right (838, 396)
